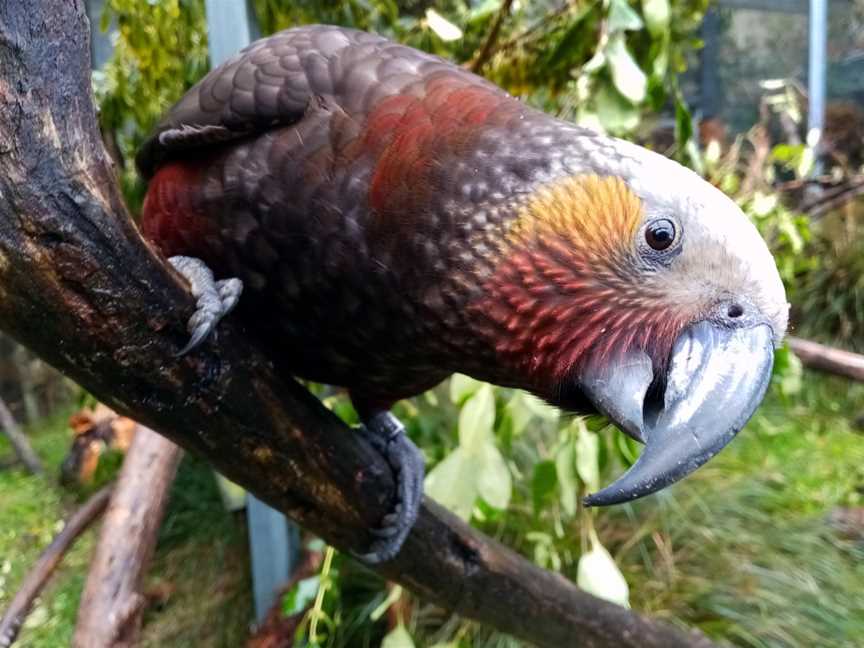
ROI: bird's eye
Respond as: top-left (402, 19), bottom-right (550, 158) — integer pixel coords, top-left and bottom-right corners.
top-left (645, 219), bottom-right (676, 251)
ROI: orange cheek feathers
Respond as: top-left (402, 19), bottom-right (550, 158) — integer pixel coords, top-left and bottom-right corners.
top-left (470, 175), bottom-right (688, 383)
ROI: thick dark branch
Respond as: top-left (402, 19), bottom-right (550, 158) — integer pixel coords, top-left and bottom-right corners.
top-left (0, 4), bottom-right (712, 647)
top-left (788, 337), bottom-right (864, 382)
top-left (0, 487), bottom-right (112, 648)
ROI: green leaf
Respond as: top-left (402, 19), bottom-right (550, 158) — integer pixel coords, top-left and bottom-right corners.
top-left (608, 0), bottom-right (644, 32)
top-left (467, 0), bottom-right (502, 23)
top-left (281, 575), bottom-right (319, 616)
top-left (477, 443), bottom-right (512, 510)
top-left (382, 624), bottom-right (416, 648)
top-left (606, 33), bottom-right (647, 103)
top-left (546, 3), bottom-right (598, 70)
top-left (649, 35), bottom-right (670, 79)
top-left (532, 460), bottom-right (558, 513)
top-left (450, 373), bottom-right (482, 405)
top-left (424, 448), bottom-right (479, 520)
top-left (615, 428), bottom-right (640, 465)
top-left (575, 420), bottom-right (600, 492)
top-left (582, 49), bottom-right (606, 74)
top-left (674, 92), bottom-right (694, 143)
top-left (674, 92), bottom-right (704, 174)
top-left (370, 584), bottom-right (403, 621)
top-left (505, 391), bottom-right (534, 437)
top-left (773, 344), bottom-right (803, 397)
top-left (578, 536), bottom-right (630, 607)
top-left (771, 143), bottom-right (805, 164)
top-left (522, 393), bottom-right (559, 422)
top-left (425, 8), bottom-right (463, 42)
top-left (642, 0), bottom-right (670, 36)
top-left (555, 435), bottom-right (579, 516)
top-left (458, 384), bottom-right (496, 452)
top-left (595, 84), bottom-right (640, 133)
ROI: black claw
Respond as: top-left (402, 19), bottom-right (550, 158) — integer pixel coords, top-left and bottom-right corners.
top-left (175, 326), bottom-right (212, 357)
top-left (354, 412), bottom-right (424, 564)
top-left (369, 524), bottom-right (400, 539)
top-left (169, 256), bottom-right (243, 355)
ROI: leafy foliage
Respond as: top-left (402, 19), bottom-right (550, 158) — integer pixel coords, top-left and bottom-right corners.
top-left (791, 207), bottom-right (864, 352)
top-left (95, 0), bottom-right (209, 210)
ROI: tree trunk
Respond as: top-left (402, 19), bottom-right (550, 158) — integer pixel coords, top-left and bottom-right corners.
top-left (0, 486), bottom-right (112, 648)
top-left (788, 337), bottom-right (864, 382)
top-left (0, 395), bottom-right (43, 474)
top-left (0, 3), bottom-right (713, 647)
top-left (73, 427), bottom-right (182, 647)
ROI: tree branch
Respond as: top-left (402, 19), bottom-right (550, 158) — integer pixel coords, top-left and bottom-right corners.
top-left (0, 487), bottom-right (112, 648)
top-left (0, 395), bottom-right (43, 474)
top-left (0, 3), bottom-right (713, 647)
top-left (788, 337), bottom-right (864, 382)
top-left (469, 0), bottom-right (515, 73)
top-left (799, 176), bottom-right (864, 219)
top-left (73, 426), bottom-right (183, 647)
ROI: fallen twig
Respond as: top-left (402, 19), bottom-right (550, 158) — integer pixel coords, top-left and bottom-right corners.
top-left (0, 396), bottom-right (43, 475)
top-left (788, 337), bottom-right (864, 382)
top-left (469, 0), bottom-right (515, 73)
top-left (72, 427), bottom-right (183, 648)
top-left (799, 177), bottom-right (864, 218)
top-left (0, 487), bottom-right (112, 648)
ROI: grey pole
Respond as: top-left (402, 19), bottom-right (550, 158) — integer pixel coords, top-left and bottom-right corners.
top-left (204, 0), bottom-right (261, 66)
top-left (807, 0), bottom-right (828, 176)
top-left (85, 0), bottom-right (116, 70)
top-left (203, 0), bottom-right (300, 625)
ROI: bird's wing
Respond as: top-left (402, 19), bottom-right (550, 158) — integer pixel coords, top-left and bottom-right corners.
top-left (135, 24), bottom-right (506, 179)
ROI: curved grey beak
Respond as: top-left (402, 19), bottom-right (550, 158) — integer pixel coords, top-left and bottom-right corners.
top-left (580, 320), bottom-right (775, 507)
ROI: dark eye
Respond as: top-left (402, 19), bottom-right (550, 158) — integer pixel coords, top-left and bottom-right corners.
top-left (645, 219), bottom-right (676, 251)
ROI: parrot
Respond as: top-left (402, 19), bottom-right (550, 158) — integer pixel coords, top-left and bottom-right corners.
top-left (137, 25), bottom-right (789, 563)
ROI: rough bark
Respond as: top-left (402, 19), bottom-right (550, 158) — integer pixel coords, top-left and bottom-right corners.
top-left (788, 337), bottom-right (864, 382)
top-left (0, 486), bottom-right (112, 648)
top-left (73, 426), bottom-right (182, 648)
top-left (0, 3), bottom-right (713, 647)
top-left (0, 395), bottom-right (43, 474)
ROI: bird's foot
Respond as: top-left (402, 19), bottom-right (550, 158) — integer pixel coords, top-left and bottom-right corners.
top-left (168, 256), bottom-right (243, 355)
top-left (354, 411), bottom-right (424, 564)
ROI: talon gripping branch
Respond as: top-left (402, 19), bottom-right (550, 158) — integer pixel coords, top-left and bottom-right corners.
top-left (138, 25), bottom-right (789, 562)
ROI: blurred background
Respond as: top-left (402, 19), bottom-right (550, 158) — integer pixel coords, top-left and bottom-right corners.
top-left (0, 1), bottom-right (862, 646)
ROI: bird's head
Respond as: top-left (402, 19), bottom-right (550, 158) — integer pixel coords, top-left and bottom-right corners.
top-left (476, 135), bottom-right (788, 506)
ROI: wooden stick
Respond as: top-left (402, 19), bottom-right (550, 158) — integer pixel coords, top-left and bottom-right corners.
top-left (469, 0), bottom-right (515, 73)
top-left (798, 176), bottom-right (864, 218)
top-left (72, 427), bottom-right (182, 648)
top-left (0, 396), bottom-right (43, 475)
top-left (0, 487), bottom-right (112, 648)
top-left (0, 4), bottom-right (713, 647)
top-left (787, 337), bottom-right (864, 382)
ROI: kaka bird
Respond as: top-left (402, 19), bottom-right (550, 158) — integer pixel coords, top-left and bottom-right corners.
top-left (137, 25), bottom-right (788, 562)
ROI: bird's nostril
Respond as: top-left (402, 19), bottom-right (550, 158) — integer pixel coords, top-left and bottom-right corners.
top-left (727, 303), bottom-right (744, 319)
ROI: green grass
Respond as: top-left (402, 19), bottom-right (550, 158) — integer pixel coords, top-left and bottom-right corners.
top-left (0, 411), bottom-right (252, 647)
top-left (0, 411), bottom-right (94, 647)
